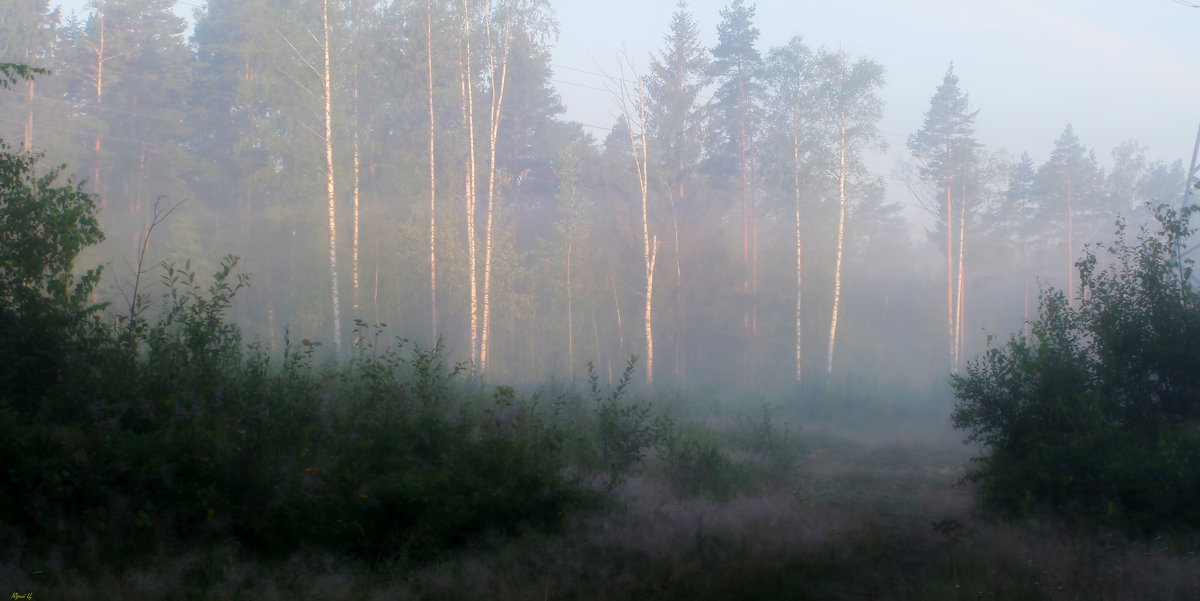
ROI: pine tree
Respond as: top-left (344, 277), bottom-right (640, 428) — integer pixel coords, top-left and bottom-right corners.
top-left (707, 0), bottom-right (763, 383)
top-left (645, 0), bottom-right (709, 381)
top-left (1034, 124), bottom-right (1103, 304)
top-left (907, 65), bottom-right (980, 371)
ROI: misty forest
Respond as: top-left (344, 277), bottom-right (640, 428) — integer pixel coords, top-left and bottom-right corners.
top-left (3, 0), bottom-right (1199, 599)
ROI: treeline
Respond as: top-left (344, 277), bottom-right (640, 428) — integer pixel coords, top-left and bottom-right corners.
top-left (0, 0), bottom-right (1187, 391)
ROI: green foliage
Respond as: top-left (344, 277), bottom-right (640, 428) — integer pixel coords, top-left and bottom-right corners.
top-left (952, 205), bottom-right (1200, 532)
top-left (658, 425), bottom-right (744, 501)
top-left (0, 62), bottom-right (47, 90)
top-left (0, 142), bottom-right (104, 312)
top-left (0, 145), bottom-right (583, 568)
top-left (586, 357), bottom-right (672, 491)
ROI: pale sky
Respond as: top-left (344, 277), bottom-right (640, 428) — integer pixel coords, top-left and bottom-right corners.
top-left (557, 0), bottom-right (1199, 165)
top-left (52, 0), bottom-right (1200, 184)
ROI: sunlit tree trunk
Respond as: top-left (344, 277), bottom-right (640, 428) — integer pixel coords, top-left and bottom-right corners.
top-left (827, 116), bottom-right (848, 374)
top-left (955, 182), bottom-right (967, 372)
top-left (738, 72), bottom-right (751, 385)
top-left (427, 0), bottom-right (438, 340)
top-left (566, 238), bottom-right (574, 381)
top-left (793, 130), bottom-right (803, 383)
top-left (23, 79), bottom-right (34, 151)
top-left (1067, 177), bottom-right (1074, 306)
top-left (352, 59), bottom-right (361, 312)
top-left (945, 176), bottom-right (954, 368)
top-left (322, 0), bottom-right (341, 353)
top-left (459, 0), bottom-right (479, 372)
top-left (669, 198), bottom-right (683, 380)
top-left (480, 0), bottom-right (512, 376)
top-left (86, 4), bottom-right (111, 207)
top-left (620, 65), bottom-right (657, 385)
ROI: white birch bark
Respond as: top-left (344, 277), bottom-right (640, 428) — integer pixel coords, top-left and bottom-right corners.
top-left (618, 64), bottom-right (656, 385)
top-left (322, 0), bottom-right (342, 353)
top-left (459, 0), bottom-right (479, 371)
top-left (480, 0), bottom-right (512, 376)
top-left (427, 0), bottom-right (438, 340)
top-left (793, 130), bottom-right (803, 383)
top-left (826, 117), bottom-right (848, 374)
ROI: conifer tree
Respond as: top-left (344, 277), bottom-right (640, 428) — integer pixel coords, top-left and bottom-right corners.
top-left (908, 65), bottom-right (980, 371)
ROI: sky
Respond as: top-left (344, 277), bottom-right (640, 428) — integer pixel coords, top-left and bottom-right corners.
top-left (52, 0), bottom-right (1200, 210)
top-left (551, 0), bottom-right (1200, 228)
top-left (554, 0), bottom-right (1200, 161)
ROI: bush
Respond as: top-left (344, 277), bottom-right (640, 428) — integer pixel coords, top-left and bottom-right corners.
top-left (952, 205), bottom-right (1200, 533)
top-left (0, 135), bottom-right (584, 567)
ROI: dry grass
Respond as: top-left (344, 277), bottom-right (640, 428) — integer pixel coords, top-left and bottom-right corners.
top-left (7, 427), bottom-right (1198, 600)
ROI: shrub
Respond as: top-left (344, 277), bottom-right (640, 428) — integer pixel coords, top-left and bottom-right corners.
top-left (585, 357), bottom-right (672, 491)
top-left (952, 205), bottom-right (1200, 533)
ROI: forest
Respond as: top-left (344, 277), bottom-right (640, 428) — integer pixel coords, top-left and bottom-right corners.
top-left (2, 0), bottom-right (1199, 599)
top-left (1, 0), bottom-right (1188, 391)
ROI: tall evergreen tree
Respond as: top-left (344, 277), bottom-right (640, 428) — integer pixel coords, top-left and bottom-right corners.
top-left (907, 64), bottom-right (980, 371)
top-left (645, 0), bottom-right (709, 380)
top-left (1034, 124), bottom-right (1103, 303)
top-left (707, 0), bottom-right (763, 383)
top-left (0, 1), bottom-right (61, 152)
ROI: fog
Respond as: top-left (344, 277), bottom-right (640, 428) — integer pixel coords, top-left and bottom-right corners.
top-left (2, 0), bottom-right (1193, 400)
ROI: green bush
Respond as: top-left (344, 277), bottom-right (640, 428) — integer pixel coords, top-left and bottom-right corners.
top-left (658, 426), bottom-right (744, 500)
top-left (952, 205), bottom-right (1200, 533)
top-left (0, 136), bottom-right (584, 567)
top-left (585, 357), bottom-right (672, 491)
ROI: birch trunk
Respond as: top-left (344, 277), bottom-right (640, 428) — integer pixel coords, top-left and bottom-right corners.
top-left (89, 7), bottom-right (107, 208)
top-left (322, 0), bottom-right (342, 354)
top-left (567, 239), bottom-right (574, 381)
top-left (480, 0), bottom-right (512, 376)
top-left (427, 0), bottom-right (438, 340)
top-left (793, 130), bottom-right (803, 383)
top-left (622, 69), bottom-right (655, 385)
top-left (826, 117), bottom-right (848, 374)
top-left (459, 0), bottom-right (479, 371)
top-left (352, 79), bottom-right (361, 311)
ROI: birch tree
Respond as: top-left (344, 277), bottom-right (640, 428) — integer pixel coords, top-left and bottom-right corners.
top-left (815, 49), bottom-right (884, 374)
top-left (458, 0), bottom-right (480, 371)
top-left (765, 37), bottom-right (817, 382)
top-left (281, 0), bottom-right (342, 353)
top-left (478, 0), bottom-right (514, 376)
top-left (645, 0), bottom-right (709, 380)
top-left (613, 59), bottom-right (658, 385)
top-left (427, 0), bottom-right (438, 339)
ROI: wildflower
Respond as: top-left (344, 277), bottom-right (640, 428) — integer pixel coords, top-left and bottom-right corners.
top-left (305, 466), bottom-right (317, 473)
